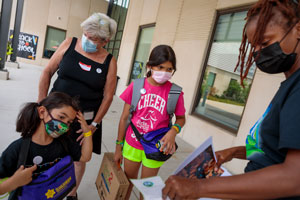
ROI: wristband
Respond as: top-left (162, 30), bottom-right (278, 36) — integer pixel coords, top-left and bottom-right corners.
top-left (116, 140), bottom-right (124, 146)
top-left (83, 130), bottom-right (92, 138)
top-left (173, 123), bottom-right (182, 133)
top-left (172, 125), bottom-right (180, 134)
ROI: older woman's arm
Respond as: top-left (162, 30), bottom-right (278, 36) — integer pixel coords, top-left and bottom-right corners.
top-left (38, 38), bottom-right (73, 102)
top-left (90, 56), bottom-right (117, 132)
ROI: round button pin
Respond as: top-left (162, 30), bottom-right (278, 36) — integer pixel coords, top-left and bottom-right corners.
top-left (96, 68), bottom-right (102, 74)
top-left (140, 88), bottom-right (146, 94)
top-left (33, 156), bottom-right (43, 165)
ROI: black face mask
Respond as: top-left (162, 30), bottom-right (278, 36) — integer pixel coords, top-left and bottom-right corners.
top-left (253, 26), bottom-right (299, 74)
top-left (253, 42), bottom-right (297, 74)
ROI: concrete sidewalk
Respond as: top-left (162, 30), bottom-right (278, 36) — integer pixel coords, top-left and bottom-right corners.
top-left (0, 62), bottom-right (195, 200)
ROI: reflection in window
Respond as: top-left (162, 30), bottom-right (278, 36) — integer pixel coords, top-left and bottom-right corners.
top-left (129, 25), bottom-right (155, 83)
top-left (43, 26), bottom-right (66, 59)
top-left (194, 10), bottom-right (255, 131)
top-left (106, 0), bottom-right (129, 59)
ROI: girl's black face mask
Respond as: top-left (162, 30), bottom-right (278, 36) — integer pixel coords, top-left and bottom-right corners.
top-left (253, 26), bottom-right (299, 74)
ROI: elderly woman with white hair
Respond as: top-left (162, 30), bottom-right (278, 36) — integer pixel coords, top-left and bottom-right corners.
top-left (38, 13), bottom-right (117, 200)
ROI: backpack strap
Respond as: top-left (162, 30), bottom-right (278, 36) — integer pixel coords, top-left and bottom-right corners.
top-left (130, 78), bottom-right (145, 113)
top-left (167, 83), bottom-right (182, 126)
top-left (126, 78), bottom-right (145, 129)
top-left (129, 121), bottom-right (143, 141)
top-left (16, 137), bottom-right (31, 197)
top-left (17, 137), bottom-right (31, 168)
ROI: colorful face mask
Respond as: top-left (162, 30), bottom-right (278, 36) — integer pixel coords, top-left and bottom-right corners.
top-left (81, 34), bottom-right (98, 53)
top-left (151, 70), bottom-right (172, 84)
top-left (44, 111), bottom-right (69, 138)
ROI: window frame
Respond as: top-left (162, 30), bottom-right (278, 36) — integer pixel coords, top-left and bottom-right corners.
top-left (42, 25), bottom-right (66, 59)
top-left (191, 5), bottom-right (254, 134)
top-left (127, 23), bottom-right (155, 85)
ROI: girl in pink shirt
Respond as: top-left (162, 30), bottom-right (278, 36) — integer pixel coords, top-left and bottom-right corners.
top-left (114, 45), bottom-right (186, 200)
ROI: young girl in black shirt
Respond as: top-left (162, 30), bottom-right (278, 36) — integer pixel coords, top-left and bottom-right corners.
top-left (0, 92), bottom-right (93, 199)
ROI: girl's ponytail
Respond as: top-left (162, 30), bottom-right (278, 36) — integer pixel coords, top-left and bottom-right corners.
top-left (16, 102), bottom-right (40, 137)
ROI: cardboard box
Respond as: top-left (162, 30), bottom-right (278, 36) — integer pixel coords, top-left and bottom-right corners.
top-left (95, 152), bottom-right (129, 200)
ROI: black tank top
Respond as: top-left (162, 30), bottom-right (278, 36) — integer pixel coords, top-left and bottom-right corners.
top-left (51, 37), bottom-right (112, 111)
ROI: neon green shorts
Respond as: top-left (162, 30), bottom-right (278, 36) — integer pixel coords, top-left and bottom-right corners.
top-left (122, 141), bottom-right (164, 168)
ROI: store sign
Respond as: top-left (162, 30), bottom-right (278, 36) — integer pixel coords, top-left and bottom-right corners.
top-left (9, 31), bottom-right (39, 60)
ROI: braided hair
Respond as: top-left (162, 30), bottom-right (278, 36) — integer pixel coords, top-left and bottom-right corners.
top-left (236, 0), bottom-right (300, 84)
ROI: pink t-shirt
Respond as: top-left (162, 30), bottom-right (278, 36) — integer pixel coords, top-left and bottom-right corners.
top-left (119, 78), bottom-right (185, 150)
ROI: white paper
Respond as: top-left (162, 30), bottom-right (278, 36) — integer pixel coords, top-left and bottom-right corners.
top-left (131, 176), bottom-right (167, 200)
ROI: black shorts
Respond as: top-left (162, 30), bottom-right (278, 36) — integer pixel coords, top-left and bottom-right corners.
top-left (69, 120), bottom-right (102, 155)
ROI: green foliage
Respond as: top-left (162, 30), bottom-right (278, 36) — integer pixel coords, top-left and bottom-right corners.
top-left (7, 41), bottom-right (13, 56)
top-left (201, 70), bottom-right (208, 97)
top-left (222, 80), bottom-right (250, 103)
top-left (4, 35), bottom-right (14, 61)
top-left (207, 95), bottom-right (245, 106)
top-left (0, 42), bottom-right (13, 62)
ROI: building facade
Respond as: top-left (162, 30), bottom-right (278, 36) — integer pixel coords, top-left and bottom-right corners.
top-left (2, 0), bottom-right (109, 66)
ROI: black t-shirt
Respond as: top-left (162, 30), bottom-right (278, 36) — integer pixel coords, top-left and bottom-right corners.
top-left (245, 69), bottom-right (300, 199)
top-left (0, 136), bottom-right (81, 199)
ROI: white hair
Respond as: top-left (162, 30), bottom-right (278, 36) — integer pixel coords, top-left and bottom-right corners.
top-left (80, 13), bottom-right (117, 40)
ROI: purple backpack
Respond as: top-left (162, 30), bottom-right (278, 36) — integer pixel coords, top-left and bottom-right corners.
top-left (17, 138), bottom-right (76, 200)
top-left (130, 122), bottom-right (178, 161)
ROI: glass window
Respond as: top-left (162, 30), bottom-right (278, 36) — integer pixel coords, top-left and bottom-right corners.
top-left (214, 12), bottom-right (245, 42)
top-left (129, 25), bottom-right (155, 83)
top-left (193, 10), bottom-right (255, 132)
top-left (113, 49), bottom-right (119, 58)
top-left (43, 26), bottom-right (66, 59)
top-left (105, 0), bottom-right (129, 59)
top-left (114, 40), bottom-right (121, 48)
top-left (116, 31), bottom-right (123, 40)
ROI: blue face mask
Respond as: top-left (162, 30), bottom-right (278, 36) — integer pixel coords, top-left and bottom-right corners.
top-left (81, 34), bottom-right (98, 53)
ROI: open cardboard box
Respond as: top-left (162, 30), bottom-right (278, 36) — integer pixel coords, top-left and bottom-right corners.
top-left (95, 152), bottom-right (129, 200)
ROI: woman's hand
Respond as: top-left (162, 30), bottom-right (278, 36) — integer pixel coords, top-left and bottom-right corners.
top-left (215, 146), bottom-right (246, 171)
top-left (162, 175), bottom-right (202, 200)
top-left (215, 148), bottom-right (235, 170)
top-left (160, 128), bottom-right (177, 155)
